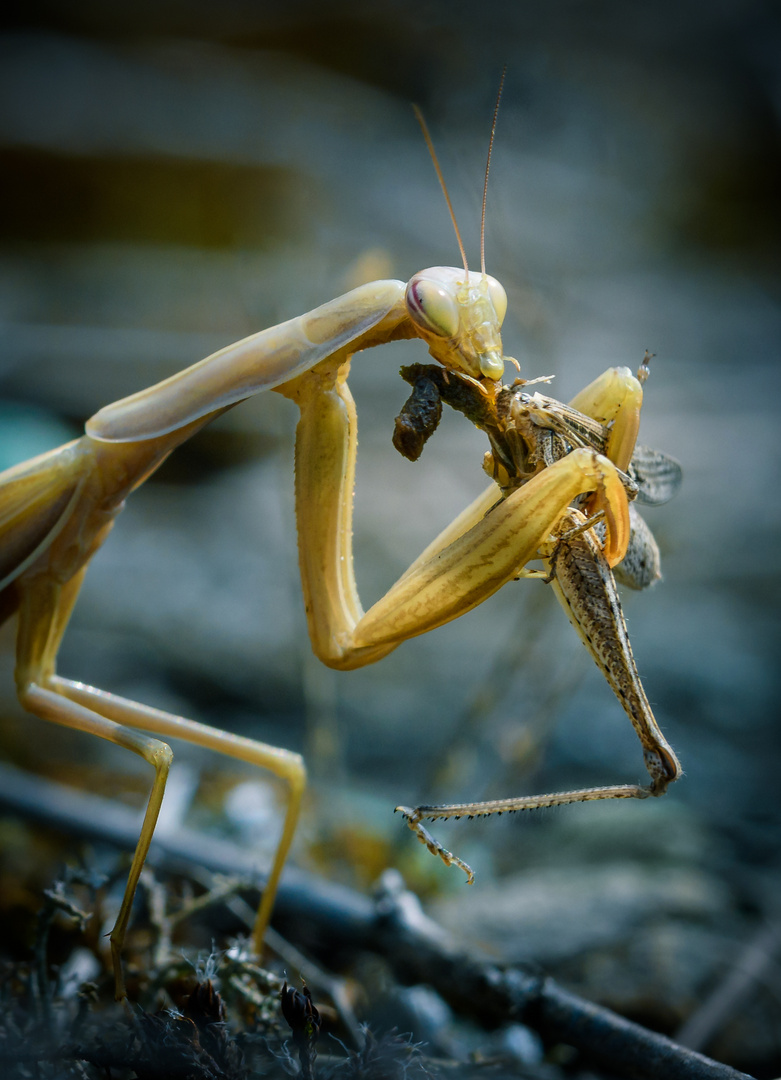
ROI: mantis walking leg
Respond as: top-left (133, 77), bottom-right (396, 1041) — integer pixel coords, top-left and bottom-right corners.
top-left (52, 680), bottom-right (305, 957)
top-left (15, 566), bottom-right (304, 998)
top-left (16, 571), bottom-right (172, 999)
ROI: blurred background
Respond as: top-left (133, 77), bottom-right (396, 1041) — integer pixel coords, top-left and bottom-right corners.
top-left (0, 0), bottom-right (779, 1073)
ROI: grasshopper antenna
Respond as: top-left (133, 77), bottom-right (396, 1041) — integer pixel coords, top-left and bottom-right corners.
top-left (414, 104), bottom-right (469, 275)
top-left (481, 65), bottom-right (507, 277)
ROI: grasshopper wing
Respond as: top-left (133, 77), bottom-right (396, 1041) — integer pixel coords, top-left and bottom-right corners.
top-left (629, 445), bottom-right (682, 506)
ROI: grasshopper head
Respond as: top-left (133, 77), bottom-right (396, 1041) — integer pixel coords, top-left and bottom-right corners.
top-left (405, 267), bottom-right (507, 382)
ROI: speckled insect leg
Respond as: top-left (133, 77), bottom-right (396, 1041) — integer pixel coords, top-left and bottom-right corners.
top-left (395, 806), bottom-right (475, 883)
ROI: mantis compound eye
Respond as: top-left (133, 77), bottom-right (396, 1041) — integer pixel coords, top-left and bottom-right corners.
top-left (486, 275), bottom-right (507, 326)
top-left (405, 275), bottom-right (460, 338)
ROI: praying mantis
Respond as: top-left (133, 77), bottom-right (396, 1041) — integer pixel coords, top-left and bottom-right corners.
top-left (0, 84), bottom-right (681, 998)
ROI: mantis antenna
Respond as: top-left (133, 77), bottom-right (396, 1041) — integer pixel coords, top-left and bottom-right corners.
top-left (413, 104), bottom-right (470, 275)
top-left (414, 67), bottom-right (507, 277)
top-left (481, 65), bottom-right (507, 276)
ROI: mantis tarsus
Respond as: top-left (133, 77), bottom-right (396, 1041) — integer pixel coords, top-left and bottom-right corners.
top-left (0, 88), bottom-right (681, 997)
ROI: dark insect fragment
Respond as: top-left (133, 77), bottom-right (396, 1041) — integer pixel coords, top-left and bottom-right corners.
top-left (392, 369), bottom-right (443, 461)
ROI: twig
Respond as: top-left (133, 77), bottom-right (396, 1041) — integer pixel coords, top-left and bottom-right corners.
top-left (0, 761), bottom-right (756, 1080)
top-left (675, 918), bottom-right (781, 1052)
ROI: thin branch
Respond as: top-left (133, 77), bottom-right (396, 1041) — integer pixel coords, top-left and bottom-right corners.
top-left (675, 918), bottom-right (781, 1051)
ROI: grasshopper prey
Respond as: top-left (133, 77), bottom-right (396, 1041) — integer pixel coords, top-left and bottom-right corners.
top-left (391, 354), bottom-right (682, 881)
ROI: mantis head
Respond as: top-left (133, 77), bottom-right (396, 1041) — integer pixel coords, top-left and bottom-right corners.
top-left (410, 69), bottom-right (510, 386)
top-left (405, 266), bottom-right (507, 381)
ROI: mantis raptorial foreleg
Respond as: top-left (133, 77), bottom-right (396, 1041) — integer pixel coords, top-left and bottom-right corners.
top-left (280, 363), bottom-right (629, 670)
top-left (566, 364), bottom-right (645, 473)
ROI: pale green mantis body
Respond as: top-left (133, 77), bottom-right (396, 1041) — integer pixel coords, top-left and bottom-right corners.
top-left (0, 99), bottom-right (682, 998)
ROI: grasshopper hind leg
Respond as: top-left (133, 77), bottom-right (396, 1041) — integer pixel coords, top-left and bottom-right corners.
top-left (397, 508), bottom-right (681, 885)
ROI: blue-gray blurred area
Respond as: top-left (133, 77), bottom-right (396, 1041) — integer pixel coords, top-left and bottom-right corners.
top-left (0, 1), bottom-right (779, 1069)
